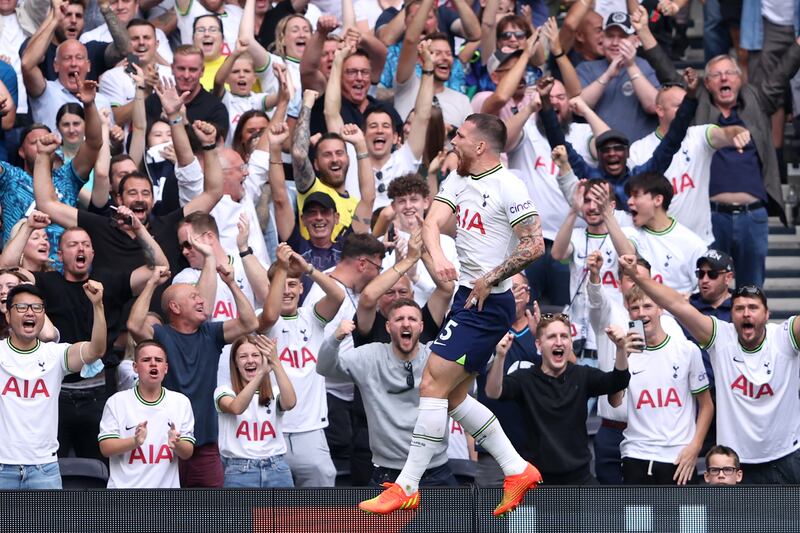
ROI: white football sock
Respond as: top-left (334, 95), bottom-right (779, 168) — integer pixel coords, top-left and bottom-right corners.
top-left (394, 397), bottom-right (449, 495)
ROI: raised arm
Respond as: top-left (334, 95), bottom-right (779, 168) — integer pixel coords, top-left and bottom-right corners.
top-left (237, 0), bottom-right (272, 71)
top-left (551, 177), bottom-right (582, 261)
top-left (21, 0), bottom-right (59, 99)
top-left (98, 0), bottom-right (131, 65)
top-left (708, 125), bottom-right (751, 152)
top-left (154, 76), bottom-right (195, 168)
top-left (604, 325), bottom-right (638, 407)
top-left (396, 0), bottom-right (435, 85)
top-left (618, 38), bottom-right (657, 114)
top-left (339, 123), bottom-right (374, 233)
top-left (504, 88), bottom-right (540, 151)
top-left (127, 207), bottom-right (169, 294)
top-left (538, 77), bottom-right (592, 177)
top-left (0, 212), bottom-right (50, 268)
top-left (126, 68), bottom-right (149, 170)
top-left (291, 89), bottom-right (319, 195)
top-left (183, 121), bottom-right (224, 215)
top-left (481, 34), bottom-right (538, 116)
top-left (324, 44), bottom-right (351, 134)
top-left (213, 41), bottom-right (248, 98)
top-left (569, 96), bottom-right (609, 159)
top-left (65, 281), bottom-right (107, 372)
top-left (263, 122), bottom-right (296, 242)
top-left (559, 0), bottom-right (594, 53)
top-left (127, 267), bottom-right (170, 341)
top-left (448, 0), bottom-right (481, 41)
top-left (485, 332), bottom-right (514, 399)
top-left (376, 8), bottom-right (406, 47)
top-left (236, 215), bottom-right (270, 306)
top-left (542, 16), bottom-right (582, 97)
top-left (473, 0), bottom-right (499, 65)
top-left (70, 81), bottom-right (103, 179)
top-left (316, 320), bottom-right (356, 381)
top-left (592, 182), bottom-right (635, 257)
top-left (220, 263), bottom-right (259, 343)
top-left (90, 109), bottom-right (114, 209)
top-left (258, 244), bottom-right (290, 333)
top-left (579, 56), bottom-right (624, 108)
top-left (300, 16), bottom-right (340, 93)
top-left (33, 134), bottom-right (79, 229)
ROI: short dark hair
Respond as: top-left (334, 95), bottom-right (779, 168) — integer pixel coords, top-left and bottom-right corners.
top-left (134, 339), bottom-right (168, 362)
top-left (117, 171), bottom-right (153, 196)
top-left (625, 172), bottom-right (674, 210)
top-left (312, 132), bottom-right (347, 162)
top-left (387, 297), bottom-right (421, 318)
top-left (127, 18), bottom-right (156, 33)
top-left (341, 232), bottom-right (385, 260)
top-left (179, 212), bottom-right (219, 237)
top-left (731, 285), bottom-right (768, 308)
top-left (705, 445), bottom-right (741, 469)
top-left (58, 226), bottom-right (91, 252)
top-left (193, 14), bottom-right (223, 36)
top-left (464, 113), bottom-right (507, 154)
top-left (6, 284), bottom-right (46, 310)
top-left (363, 104), bottom-right (402, 135)
top-left (267, 260), bottom-right (305, 280)
top-left (387, 174), bottom-right (430, 200)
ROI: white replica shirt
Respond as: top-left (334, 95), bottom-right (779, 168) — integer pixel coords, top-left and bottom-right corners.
top-left (176, 0), bottom-right (243, 54)
top-left (446, 418), bottom-right (470, 460)
top-left (588, 283), bottom-right (687, 423)
top-left (0, 13), bottom-right (27, 113)
top-left (0, 338), bottom-right (72, 464)
top-left (373, 143), bottom-right (423, 210)
top-left (629, 125), bottom-right (718, 244)
top-left (267, 308), bottom-right (330, 433)
top-left (222, 91), bottom-right (268, 146)
top-left (31, 80), bottom-right (113, 133)
top-left (566, 229), bottom-right (619, 350)
top-left (267, 54), bottom-right (302, 123)
top-left (98, 386), bottom-right (195, 488)
top-left (704, 317), bottom-right (800, 463)
top-left (394, 74), bottom-right (471, 126)
top-left (507, 118), bottom-right (594, 241)
top-left (624, 218), bottom-right (707, 294)
top-left (621, 334), bottom-right (709, 463)
top-left (302, 275), bottom-right (358, 401)
top-left (81, 24), bottom-right (174, 64)
top-left (434, 164), bottom-right (537, 292)
top-left (381, 229), bottom-right (459, 307)
top-left (215, 381), bottom-right (287, 459)
top-left (99, 64), bottom-right (173, 107)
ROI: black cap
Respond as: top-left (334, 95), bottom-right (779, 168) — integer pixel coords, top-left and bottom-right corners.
top-left (595, 129), bottom-right (630, 148)
top-left (486, 48), bottom-right (524, 75)
top-left (697, 249), bottom-right (734, 272)
top-left (604, 12), bottom-right (634, 35)
top-left (302, 192), bottom-right (336, 212)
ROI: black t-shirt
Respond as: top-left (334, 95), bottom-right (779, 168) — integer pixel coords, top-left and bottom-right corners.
top-left (308, 94), bottom-right (403, 136)
top-left (352, 304), bottom-right (440, 347)
top-left (144, 88), bottom-right (230, 141)
top-left (19, 39), bottom-right (109, 82)
top-left (256, 0), bottom-right (295, 51)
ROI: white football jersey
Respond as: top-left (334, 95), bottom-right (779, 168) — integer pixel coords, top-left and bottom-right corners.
top-left (507, 119), bottom-right (594, 240)
top-left (98, 386), bottom-right (195, 488)
top-left (624, 218), bottom-right (707, 294)
top-left (176, 1), bottom-right (243, 53)
top-left (0, 339), bottom-right (71, 464)
top-left (435, 164), bottom-right (538, 292)
top-left (268, 308), bottom-right (329, 433)
top-left (446, 418), bottom-right (470, 460)
top-left (215, 381), bottom-right (287, 460)
top-left (629, 125), bottom-right (718, 244)
top-left (222, 92), bottom-right (268, 146)
top-left (704, 317), bottom-right (800, 463)
top-left (621, 334), bottom-right (709, 463)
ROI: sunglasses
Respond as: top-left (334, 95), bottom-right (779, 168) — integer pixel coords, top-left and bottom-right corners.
top-left (540, 312), bottom-right (571, 326)
top-left (734, 285), bottom-right (764, 298)
top-left (500, 30), bottom-right (527, 40)
top-left (599, 143), bottom-right (628, 153)
top-left (388, 361), bottom-right (414, 394)
top-left (695, 269), bottom-right (726, 280)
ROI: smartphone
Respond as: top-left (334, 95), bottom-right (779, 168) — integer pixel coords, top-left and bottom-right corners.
top-left (109, 205), bottom-right (133, 226)
top-left (125, 53), bottom-right (141, 75)
top-left (628, 320), bottom-right (646, 352)
top-left (387, 223), bottom-right (396, 244)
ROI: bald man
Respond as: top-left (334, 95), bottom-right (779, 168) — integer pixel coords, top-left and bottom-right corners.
top-left (127, 265), bottom-right (258, 488)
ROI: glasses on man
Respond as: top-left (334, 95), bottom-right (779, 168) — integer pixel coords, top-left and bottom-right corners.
top-left (11, 303), bottom-right (45, 314)
top-left (707, 466), bottom-right (739, 476)
top-left (195, 26), bottom-right (221, 34)
top-left (388, 361), bottom-right (414, 394)
top-left (362, 257), bottom-right (382, 272)
top-left (499, 30), bottom-right (527, 40)
top-left (598, 143), bottom-right (627, 154)
top-left (706, 69), bottom-right (739, 80)
top-left (695, 269), bottom-right (726, 280)
top-left (222, 163), bottom-right (248, 173)
top-left (344, 68), bottom-right (370, 79)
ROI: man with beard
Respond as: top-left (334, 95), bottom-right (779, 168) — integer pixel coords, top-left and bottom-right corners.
top-left (318, 300), bottom-right (459, 488)
top-left (503, 75), bottom-right (608, 306)
top-left (293, 89), bottom-right (376, 242)
top-left (360, 114), bottom-right (545, 516)
top-left (144, 45), bottom-right (230, 140)
top-left (33, 119), bottom-right (222, 276)
top-left (621, 254), bottom-right (800, 484)
top-left (20, 0), bottom-right (126, 83)
top-left (24, 39), bottom-right (114, 133)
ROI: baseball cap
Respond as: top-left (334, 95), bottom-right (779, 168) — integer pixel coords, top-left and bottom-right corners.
top-left (696, 249), bottom-right (734, 272)
top-left (302, 192), bottom-right (336, 212)
top-left (487, 48), bottom-right (524, 75)
top-left (595, 129), bottom-right (630, 148)
top-left (604, 12), bottom-right (635, 35)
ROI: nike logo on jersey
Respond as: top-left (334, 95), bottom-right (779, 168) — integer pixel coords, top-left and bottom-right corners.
top-left (632, 370), bottom-right (645, 375)
top-left (733, 357), bottom-right (745, 363)
top-left (125, 425), bottom-right (137, 431)
top-left (282, 329), bottom-right (289, 334)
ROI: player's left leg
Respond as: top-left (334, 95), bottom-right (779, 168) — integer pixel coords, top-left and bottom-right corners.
top-left (448, 377), bottom-right (541, 516)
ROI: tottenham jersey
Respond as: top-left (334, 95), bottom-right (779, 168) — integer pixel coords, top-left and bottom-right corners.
top-left (0, 338), bottom-right (71, 464)
top-left (435, 164), bottom-right (538, 292)
top-left (704, 317), bottom-right (800, 463)
top-left (215, 380), bottom-right (287, 460)
top-left (621, 335), bottom-right (709, 463)
top-left (446, 418), bottom-right (470, 460)
top-left (624, 218), bottom-right (707, 294)
top-left (267, 308), bottom-right (329, 433)
top-left (98, 386), bottom-right (196, 488)
top-left (629, 125), bottom-right (718, 244)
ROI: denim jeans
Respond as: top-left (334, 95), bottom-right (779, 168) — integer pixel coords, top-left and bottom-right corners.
top-left (703, 0), bottom-right (733, 61)
top-left (370, 462), bottom-right (458, 488)
top-left (742, 447), bottom-right (800, 484)
top-left (222, 455), bottom-right (294, 488)
top-left (711, 206), bottom-right (768, 288)
top-left (58, 385), bottom-right (108, 461)
top-left (0, 462), bottom-right (62, 489)
top-left (593, 425), bottom-right (624, 485)
top-left (525, 239), bottom-right (570, 306)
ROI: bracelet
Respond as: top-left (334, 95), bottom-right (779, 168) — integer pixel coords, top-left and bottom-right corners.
top-left (421, 69), bottom-right (434, 75)
top-left (597, 78), bottom-right (607, 86)
top-left (239, 247), bottom-right (253, 258)
top-left (168, 115), bottom-right (183, 125)
top-left (356, 152), bottom-right (370, 160)
top-left (136, 85), bottom-right (147, 91)
top-left (552, 51), bottom-right (565, 59)
top-left (307, 264), bottom-right (315, 276)
top-left (629, 72), bottom-right (641, 82)
top-left (269, 160), bottom-right (283, 165)
top-left (79, 341), bottom-right (88, 366)
top-left (201, 143), bottom-right (217, 151)
top-left (392, 264), bottom-right (403, 275)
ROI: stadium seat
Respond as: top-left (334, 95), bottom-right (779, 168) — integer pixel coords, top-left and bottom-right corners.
top-left (58, 458), bottom-right (109, 489)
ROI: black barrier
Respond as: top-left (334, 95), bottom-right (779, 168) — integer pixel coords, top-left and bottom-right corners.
top-left (1, 486), bottom-right (799, 532)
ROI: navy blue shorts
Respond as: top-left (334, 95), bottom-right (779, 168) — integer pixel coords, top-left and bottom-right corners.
top-left (430, 286), bottom-right (515, 373)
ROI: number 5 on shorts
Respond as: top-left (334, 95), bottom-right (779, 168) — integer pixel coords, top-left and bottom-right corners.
top-left (433, 319), bottom-right (458, 345)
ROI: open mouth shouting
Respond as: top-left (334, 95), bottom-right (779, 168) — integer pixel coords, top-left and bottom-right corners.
top-left (242, 361), bottom-right (260, 380)
top-left (200, 36), bottom-right (216, 55)
top-left (75, 252), bottom-right (88, 269)
top-left (551, 346), bottom-right (566, 364)
top-left (434, 61), bottom-right (450, 78)
top-left (130, 201), bottom-right (148, 220)
top-left (21, 317), bottom-right (37, 334)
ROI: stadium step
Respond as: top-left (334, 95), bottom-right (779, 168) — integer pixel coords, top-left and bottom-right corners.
top-left (766, 217), bottom-right (800, 321)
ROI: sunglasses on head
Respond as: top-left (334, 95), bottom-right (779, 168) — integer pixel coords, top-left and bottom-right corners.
top-left (540, 312), bottom-right (571, 326)
top-left (734, 285), bottom-right (764, 298)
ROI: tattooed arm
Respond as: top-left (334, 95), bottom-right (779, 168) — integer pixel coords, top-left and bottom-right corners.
top-left (291, 90), bottom-right (319, 194)
top-left (465, 215), bottom-right (544, 311)
top-left (100, 0), bottom-right (131, 65)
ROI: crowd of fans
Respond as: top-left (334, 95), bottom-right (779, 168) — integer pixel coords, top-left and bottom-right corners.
top-left (0, 0), bottom-right (797, 492)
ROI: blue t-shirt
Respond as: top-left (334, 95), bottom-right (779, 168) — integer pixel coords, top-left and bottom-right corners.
top-left (709, 108), bottom-right (767, 202)
top-left (0, 162), bottom-right (86, 270)
top-left (155, 321), bottom-right (226, 446)
top-left (0, 61), bottom-right (17, 162)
